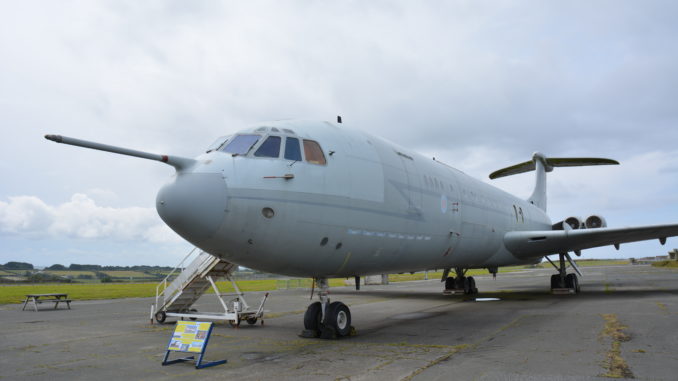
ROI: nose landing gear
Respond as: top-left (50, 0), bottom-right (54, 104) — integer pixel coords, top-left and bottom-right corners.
top-left (300, 277), bottom-right (355, 339)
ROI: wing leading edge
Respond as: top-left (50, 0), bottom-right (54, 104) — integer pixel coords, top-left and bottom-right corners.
top-left (504, 223), bottom-right (678, 259)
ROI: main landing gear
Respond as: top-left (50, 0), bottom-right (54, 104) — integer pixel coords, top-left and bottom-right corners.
top-left (547, 253), bottom-right (581, 294)
top-left (442, 267), bottom-right (479, 295)
top-left (300, 277), bottom-right (354, 339)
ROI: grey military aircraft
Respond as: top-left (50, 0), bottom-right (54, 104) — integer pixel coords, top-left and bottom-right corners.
top-left (46, 119), bottom-right (678, 338)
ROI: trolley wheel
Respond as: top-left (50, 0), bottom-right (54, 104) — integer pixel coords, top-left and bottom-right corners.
top-left (246, 317), bottom-right (258, 325)
top-left (189, 309), bottom-right (198, 321)
top-left (228, 320), bottom-right (240, 328)
top-left (155, 311), bottom-right (166, 324)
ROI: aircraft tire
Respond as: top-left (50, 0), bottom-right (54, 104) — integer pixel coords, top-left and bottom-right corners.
top-left (565, 273), bottom-right (575, 289)
top-left (327, 301), bottom-right (352, 337)
top-left (565, 273), bottom-right (580, 293)
top-left (461, 277), bottom-right (471, 294)
top-left (444, 277), bottom-right (455, 290)
top-left (550, 274), bottom-right (560, 289)
top-left (467, 277), bottom-right (477, 294)
top-left (303, 302), bottom-right (322, 335)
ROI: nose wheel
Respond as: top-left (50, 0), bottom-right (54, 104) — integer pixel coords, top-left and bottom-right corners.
top-left (300, 278), bottom-right (354, 339)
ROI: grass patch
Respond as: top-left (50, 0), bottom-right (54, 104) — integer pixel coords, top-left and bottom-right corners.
top-left (43, 270), bottom-right (97, 277)
top-left (100, 271), bottom-right (153, 278)
top-left (533, 259), bottom-right (629, 269)
top-left (0, 262), bottom-right (590, 305)
top-left (0, 283), bottom-right (158, 304)
top-left (0, 278), bottom-right (347, 304)
top-left (651, 260), bottom-right (678, 268)
top-left (388, 266), bottom-right (526, 283)
top-left (599, 313), bottom-right (634, 379)
top-left (576, 260), bottom-right (629, 266)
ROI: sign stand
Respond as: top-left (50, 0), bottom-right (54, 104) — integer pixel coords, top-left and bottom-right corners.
top-left (162, 321), bottom-right (226, 369)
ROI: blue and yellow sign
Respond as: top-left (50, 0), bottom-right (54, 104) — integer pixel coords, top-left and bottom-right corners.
top-left (168, 321), bottom-right (212, 353)
top-left (162, 321), bottom-right (225, 369)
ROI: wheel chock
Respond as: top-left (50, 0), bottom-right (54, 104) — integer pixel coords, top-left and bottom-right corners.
top-left (298, 329), bottom-right (319, 338)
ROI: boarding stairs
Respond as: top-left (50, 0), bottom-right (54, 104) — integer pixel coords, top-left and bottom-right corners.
top-left (151, 248), bottom-right (268, 326)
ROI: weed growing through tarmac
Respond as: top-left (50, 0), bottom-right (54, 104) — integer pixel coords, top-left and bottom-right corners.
top-left (599, 313), bottom-right (633, 379)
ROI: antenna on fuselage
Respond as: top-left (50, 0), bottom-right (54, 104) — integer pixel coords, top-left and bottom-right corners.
top-left (337, 115), bottom-right (342, 124)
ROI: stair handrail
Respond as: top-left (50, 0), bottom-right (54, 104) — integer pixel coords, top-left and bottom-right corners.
top-left (155, 247), bottom-right (199, 310)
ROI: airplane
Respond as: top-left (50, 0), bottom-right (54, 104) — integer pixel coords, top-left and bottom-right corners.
top-left (45, 118), bottom-right (678, 339)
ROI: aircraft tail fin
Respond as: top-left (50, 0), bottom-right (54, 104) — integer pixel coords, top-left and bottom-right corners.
top-left (489, 153), bottom-right (619, 212)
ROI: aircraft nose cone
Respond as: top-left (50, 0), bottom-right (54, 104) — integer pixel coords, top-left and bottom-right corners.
top-left (156, 172), bottom-right (227, 244)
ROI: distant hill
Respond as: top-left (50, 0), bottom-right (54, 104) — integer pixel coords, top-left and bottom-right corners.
top-left (1, 261), bottom-right (34, 270)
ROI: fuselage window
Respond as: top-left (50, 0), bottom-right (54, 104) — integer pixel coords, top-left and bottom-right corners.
top-left (254, 136), bottom-right (281, 158)
top-left (303, 140), bottom-right (326, 165)
top-left (284, 137), bottom-right (302, 161)
top-left (222, 134), bottom-right (260, 155)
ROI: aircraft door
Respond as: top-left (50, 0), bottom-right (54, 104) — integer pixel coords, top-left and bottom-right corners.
top-left (398, 155), bottom-right (423, 217)
top-left (443, 175), bottom-right (462, 253)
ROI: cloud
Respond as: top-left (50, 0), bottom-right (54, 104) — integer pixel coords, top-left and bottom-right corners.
top-left (0, 193), bottom-right (181, 243)
top-left (2, 2), bottom-right (678, 263)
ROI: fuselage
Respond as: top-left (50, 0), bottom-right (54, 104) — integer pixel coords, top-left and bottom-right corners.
top-left (156, 120), bottom-right (550, 277)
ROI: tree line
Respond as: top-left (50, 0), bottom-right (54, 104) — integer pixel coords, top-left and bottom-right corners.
top-left (1, 261), bottom-right (174, 272)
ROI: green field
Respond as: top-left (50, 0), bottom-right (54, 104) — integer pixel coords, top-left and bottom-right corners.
top-left (43, 270), bottom-right (97, 277)
top-left (651, 260), bottom-right (678, 268)
top-left (100, 271), bottom-right (156, 278)
top-left (42, 270), bottom-right (156, 278)
top-left (387, 265), bottom-right (530, 283)
top-left (0, 278), bottom-right (340, 305)
top-left (532, 259), bottom-right (629, 268)
top-left (0, 261), bottom-right (632, 305)
top-left (0, 269), bottom-right (506, 304)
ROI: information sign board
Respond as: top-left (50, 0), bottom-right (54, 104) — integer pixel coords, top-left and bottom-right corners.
top-left (162, 321), bottom-right (226, 369)
top-left (168, 321), bottom-right (211, 353)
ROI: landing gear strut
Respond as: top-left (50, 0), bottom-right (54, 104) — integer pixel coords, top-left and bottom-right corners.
top-left (300, 277), bottom-right (354, 339)
top-left (442, 267), bottom-right (478, 295)
top-left (547, 253), bottom-right (581, 294)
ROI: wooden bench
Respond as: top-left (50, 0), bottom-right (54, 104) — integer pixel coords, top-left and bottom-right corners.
top-left (22, 294), bottom-right (72, 311)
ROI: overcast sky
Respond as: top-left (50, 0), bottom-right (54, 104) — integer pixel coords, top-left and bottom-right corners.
top-left (1, 1), bottom-right (677, 267)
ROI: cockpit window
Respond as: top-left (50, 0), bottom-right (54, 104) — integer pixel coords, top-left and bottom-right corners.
top-left (284, 137), bottom-right (302, 161)
top-left (221, 134), bottom-right (260, 155)
top-left (254, 136), bottom-right (281, 158)
top-left (206, 135), bottom-right (230, 153)
top-left (303, 140), bottom-right (326, 165)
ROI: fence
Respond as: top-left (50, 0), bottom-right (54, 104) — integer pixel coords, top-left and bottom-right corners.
top-left (276, 278), bottom-right (313, 290)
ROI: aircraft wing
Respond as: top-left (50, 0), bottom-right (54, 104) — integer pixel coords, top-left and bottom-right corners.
top-left (504, 223), bottom-right (678, 259)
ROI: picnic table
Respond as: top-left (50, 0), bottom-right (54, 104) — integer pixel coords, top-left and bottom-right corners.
top-left (22, 293), bottom-right (72, 312)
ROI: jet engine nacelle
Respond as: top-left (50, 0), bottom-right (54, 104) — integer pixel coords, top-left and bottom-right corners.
top-left (552, 216), bottom-right (584, 230)
top-left (584, 215), bottom-right (607, 229)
